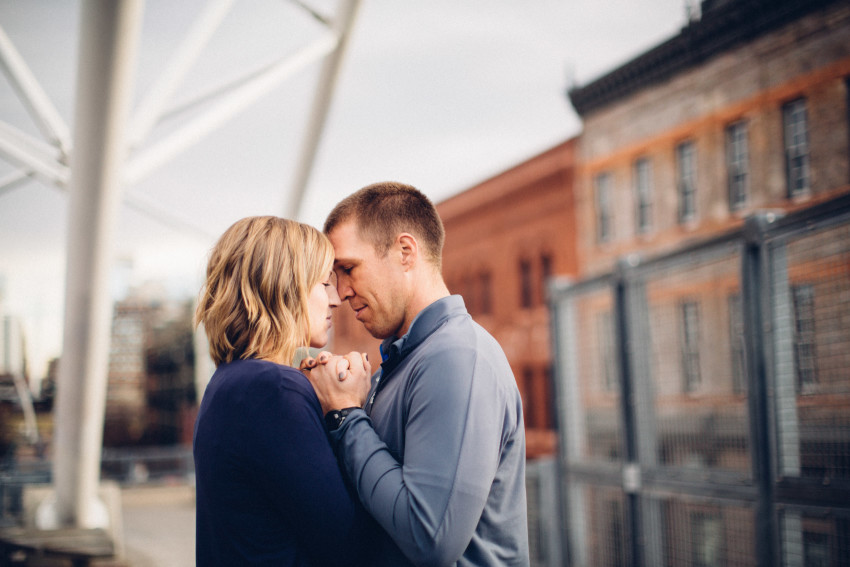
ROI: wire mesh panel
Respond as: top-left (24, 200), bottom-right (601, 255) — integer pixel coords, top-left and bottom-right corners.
top-left (780, 507), bottom-right (850, 567)
top-left (552, 280), bottom-right (624, 465)
top-left (564, 481), bottom-right (631, 567)
top-left (526, 458), bottom-right (562, 567)
top-left (639, 243), bottom-right (752, 476)
top-left (770, 220), bottom-right (850, 482)
top-left (649, 494), bottom-right (757, 567)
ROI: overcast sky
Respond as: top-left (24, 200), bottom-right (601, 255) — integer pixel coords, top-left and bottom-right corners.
top-left (0, 0), bottom-right (688, 377)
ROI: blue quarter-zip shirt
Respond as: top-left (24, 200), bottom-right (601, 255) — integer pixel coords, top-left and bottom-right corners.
top-left (330, 295), bottom-right (530, 566)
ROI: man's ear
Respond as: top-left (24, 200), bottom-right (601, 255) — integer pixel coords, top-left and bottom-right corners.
top-left (397, 233), bottom-right (418, 269)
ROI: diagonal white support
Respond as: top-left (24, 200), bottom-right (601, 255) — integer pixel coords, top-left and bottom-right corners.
top-left (128, 0), bottom-right (235, 148)
top-left (124, 28), bottom-right (339, 186)
top-left (286, 0), bottom-right (362, 219)
top-left (0, 121), bottom-right (70, 186)
top-left (0, 24), bottom-right (72, 155)
top-left (0, 170), bottom-right (31, 197)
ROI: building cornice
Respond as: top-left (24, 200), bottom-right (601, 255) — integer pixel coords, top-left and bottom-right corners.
top-left (568, 0), bottom-right (845, 117)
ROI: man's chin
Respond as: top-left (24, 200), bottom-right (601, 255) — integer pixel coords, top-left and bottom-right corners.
top-left (362, 321), bottom-right (391, 340)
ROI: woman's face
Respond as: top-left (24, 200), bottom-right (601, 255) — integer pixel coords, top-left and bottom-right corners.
top-left (307, 271), bottom-right (340, 348)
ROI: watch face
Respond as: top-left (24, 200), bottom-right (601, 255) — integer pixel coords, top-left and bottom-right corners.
top-left (325, 408), bottom-right (356, 431)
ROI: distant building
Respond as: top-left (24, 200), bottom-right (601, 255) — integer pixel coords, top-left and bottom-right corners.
top-left (104, 299), bottom-right (150, 445)
top-left (104, 293), bottom-right (196, 447)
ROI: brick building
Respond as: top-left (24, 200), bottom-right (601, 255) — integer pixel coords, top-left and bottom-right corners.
top-left (570, 0), bottom-right (850, 275)
top-left (552, 0), bottom-right (850, 564)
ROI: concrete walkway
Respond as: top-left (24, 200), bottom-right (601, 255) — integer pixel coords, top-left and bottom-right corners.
top-left (120, 484), bottom-right (195, 567)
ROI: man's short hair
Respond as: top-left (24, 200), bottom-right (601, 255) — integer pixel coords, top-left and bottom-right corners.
top-left (324, 181), bottom-right (445, 269)
top-left (195, 216), bottom-right (334, 366)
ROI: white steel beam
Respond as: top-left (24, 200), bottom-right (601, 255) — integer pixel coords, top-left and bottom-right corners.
top-left (0, 25), bottom-right (72, 155)
top-left (0, 121), bottom-right (69, 186)
top-left (128, 0), bottom-right (235, 148)
top-left (0, 170), bottom-right (31, 197)
top-left (43, 0), bottom-right (144, 530)
top-left (124, 29), bottom-right (339, 186)
top-left (286, 0), bottom-right (362, 219)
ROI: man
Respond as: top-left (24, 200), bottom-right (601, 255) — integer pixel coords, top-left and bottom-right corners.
top-left (305, 182), bottom-right (529, 566)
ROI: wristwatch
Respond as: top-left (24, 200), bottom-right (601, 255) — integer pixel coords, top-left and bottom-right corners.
top-left (324, 407), bottom-right (360, 431)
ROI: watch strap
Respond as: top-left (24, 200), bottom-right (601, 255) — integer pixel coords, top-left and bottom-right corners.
top-left (324, 407), bottom-right (360, 431)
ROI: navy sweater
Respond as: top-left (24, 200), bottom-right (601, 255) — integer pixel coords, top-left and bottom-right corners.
top-left (194, 358), bottom-right (370, 566)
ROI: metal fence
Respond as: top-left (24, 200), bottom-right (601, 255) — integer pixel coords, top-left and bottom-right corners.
top-left (0, 445), bottom-right (194, 525)
top-left (548, 194), bottom-right (850, 566)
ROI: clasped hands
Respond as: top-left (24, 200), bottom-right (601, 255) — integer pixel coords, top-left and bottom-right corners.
top-left (300, 351), bottom-right (371, 414)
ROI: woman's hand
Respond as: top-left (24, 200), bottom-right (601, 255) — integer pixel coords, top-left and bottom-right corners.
top-left (301, 351), bottom-right (371, 414)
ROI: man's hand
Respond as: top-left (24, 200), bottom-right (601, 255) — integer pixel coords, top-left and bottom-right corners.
top-left (301, 351), bottom-right (371, 414)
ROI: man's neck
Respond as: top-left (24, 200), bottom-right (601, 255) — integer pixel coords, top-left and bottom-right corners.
top-left (399, 273), bottom-right (449, 337)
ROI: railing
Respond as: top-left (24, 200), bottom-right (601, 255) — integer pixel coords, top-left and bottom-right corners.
top-left (547, 193), bottom-right (850, 566)
top-left (0, 445), bottom-right (194, 526)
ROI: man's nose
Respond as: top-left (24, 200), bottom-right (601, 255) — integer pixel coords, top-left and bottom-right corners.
top-left (336, 278), bottom-right (354, 301)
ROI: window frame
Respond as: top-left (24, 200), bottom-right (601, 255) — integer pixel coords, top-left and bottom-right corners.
top-left (680, 299), bottom-right (701, 393)
top-left (634, 157), bottom-right (653, 234)
top-left (783, 98), bottom-right (811, 199)
top-left (725, 120), bottom-right (749, 212)
top-left (676, 141), bottom-right (697, 224)
top-left (595, 171), bottom-right (613, 243)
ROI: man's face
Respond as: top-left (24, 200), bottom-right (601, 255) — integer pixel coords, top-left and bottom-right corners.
top-left (328, 220), bottom-right (407, 340)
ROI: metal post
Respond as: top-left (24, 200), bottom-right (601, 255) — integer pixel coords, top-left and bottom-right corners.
top-left (40, 0), bottom-right (144, 529)
top-left (742, 213), bottom-right (782, 566)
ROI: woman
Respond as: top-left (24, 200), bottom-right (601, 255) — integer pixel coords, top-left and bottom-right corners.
top-left (193, 216), bottom-right (371, 566)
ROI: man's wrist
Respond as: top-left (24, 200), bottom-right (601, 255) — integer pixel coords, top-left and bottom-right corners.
top-left (324, 407), bottom-right (361, 431)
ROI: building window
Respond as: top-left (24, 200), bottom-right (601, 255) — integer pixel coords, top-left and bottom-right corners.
top-left (478, 271), bottom-right (492, 315)
top-left (540, 254), bottom-right (552, 306)
top-left (634, 157), bottom-right (653, 234)
top-left (691, 512), bottom-right (723, 567)
top-left (680, 300), bottom-right (701, 392)
top-left (792, 284), bottom-right (817, 392)
top-left (519, 259), bottom-right (533, 309)
top-left (728, 293), bottom-right (746, 394)
top-left (726, 120), bottom-right (749, 211)
top-left (677, 141), bottom-right (697, 223)
top-left (783, 98), bottom-right (810, 198)
top-left (803, 530), bottom-right (830, 567)
top-left (595, 172), bottom-right (613, 243)
top-left (598, 311), bottom-right (617, 392)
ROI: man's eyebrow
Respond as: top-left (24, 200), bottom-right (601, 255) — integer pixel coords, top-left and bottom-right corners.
top-left (333, 258), bottom-right (359, 267)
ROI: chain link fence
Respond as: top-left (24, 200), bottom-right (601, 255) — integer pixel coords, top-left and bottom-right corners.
top-left (544, 194), bottom-right (850, 566)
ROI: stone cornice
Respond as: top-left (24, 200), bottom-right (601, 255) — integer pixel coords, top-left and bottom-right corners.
top-left (568, 0), bottom-right (844, 117)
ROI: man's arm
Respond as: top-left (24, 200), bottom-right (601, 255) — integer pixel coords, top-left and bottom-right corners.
top-left (329, 348), bottom-right (509, 566)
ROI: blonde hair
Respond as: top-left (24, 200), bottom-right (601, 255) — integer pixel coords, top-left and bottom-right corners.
top-left (195, 216), bottom-right (334, 366)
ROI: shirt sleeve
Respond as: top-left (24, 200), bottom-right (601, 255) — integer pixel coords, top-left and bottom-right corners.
top-left (331, 347), bottom-right (508, 567)
top-left (247, 372), bottom-right (371, 566)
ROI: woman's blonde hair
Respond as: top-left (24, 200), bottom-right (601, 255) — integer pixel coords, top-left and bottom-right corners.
top-left (195, 216), bottom-right (334, 366)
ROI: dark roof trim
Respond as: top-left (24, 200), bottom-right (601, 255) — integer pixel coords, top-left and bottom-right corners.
top-left (568, 0), bottom-right (844, 117)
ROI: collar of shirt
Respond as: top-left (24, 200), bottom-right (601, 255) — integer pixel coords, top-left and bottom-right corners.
top-left (378, 295), bottom-right (466, 373)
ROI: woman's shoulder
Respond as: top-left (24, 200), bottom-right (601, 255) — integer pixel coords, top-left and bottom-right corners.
top-left (213, 358), bottom-right (314, 396)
